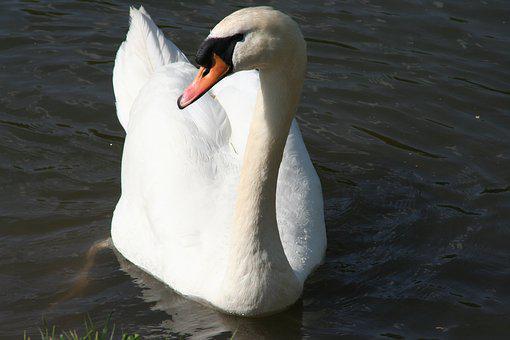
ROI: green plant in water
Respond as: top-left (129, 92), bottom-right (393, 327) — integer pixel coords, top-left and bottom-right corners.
top-left (23, 313), bottom-right (140, 340)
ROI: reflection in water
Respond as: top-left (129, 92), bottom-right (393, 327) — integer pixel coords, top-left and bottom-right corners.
top-left (115, 250), bottom-right (303, 339)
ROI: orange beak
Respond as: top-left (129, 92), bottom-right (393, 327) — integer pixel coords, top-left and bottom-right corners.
top-left (177, 53), bottom-right (230, 109)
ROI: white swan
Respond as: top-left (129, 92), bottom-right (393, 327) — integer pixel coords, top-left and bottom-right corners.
top-left (111, 6), bottom-right (326, 316)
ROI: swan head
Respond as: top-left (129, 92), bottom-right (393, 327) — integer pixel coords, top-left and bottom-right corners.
top-left (178, 6), bottom-right (305, 109)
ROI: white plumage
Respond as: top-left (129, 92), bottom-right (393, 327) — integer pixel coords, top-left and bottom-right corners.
top-left (111, 6), bottom-right (326, 316)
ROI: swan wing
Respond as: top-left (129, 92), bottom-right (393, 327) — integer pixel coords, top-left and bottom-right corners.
top-left (112, 7), bottom-right (235, 299)
top-left (113, 6), bottom-right (188, 131)
top-left (113, 62), bottom-right (238, 298)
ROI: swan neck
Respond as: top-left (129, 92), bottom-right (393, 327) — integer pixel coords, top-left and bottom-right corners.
top-left (235, 64), bottom-right (305, 243)
top-left (221, 59), bottom-right (306, 314)
top-left (234, 68), bottom-right (299, 236)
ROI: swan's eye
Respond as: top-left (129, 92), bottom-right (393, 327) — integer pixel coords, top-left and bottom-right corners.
top-left (196, 33), bottom-right (244, 70)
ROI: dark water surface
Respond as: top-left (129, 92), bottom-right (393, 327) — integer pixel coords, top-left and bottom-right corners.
top-left (1, 0), bottom-right (510, 338)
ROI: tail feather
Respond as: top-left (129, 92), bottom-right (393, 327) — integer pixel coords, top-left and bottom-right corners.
top-left (113, 6), bottom-right (189, 131)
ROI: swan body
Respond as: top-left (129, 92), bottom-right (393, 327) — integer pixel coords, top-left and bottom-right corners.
top-left (111, 6), bottom-right (326, 316)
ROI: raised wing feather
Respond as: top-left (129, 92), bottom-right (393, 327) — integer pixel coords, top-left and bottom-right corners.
top-left (113, 6), bottom-right (188, 131)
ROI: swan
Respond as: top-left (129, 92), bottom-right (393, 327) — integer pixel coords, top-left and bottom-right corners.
top-left (111, 6), bottom-right (326, 316)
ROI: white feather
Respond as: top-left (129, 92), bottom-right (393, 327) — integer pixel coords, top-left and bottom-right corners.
top-left (112, 6), bottom-right (188, 130)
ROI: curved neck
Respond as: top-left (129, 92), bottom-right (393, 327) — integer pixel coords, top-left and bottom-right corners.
top-left (233, 66), bottom-right (303, 246)
top-left (221, 53), bottom-right (306, 314)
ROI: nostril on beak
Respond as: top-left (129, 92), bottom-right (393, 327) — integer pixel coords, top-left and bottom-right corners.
top-left (202, 68), bottom-right (210, 77)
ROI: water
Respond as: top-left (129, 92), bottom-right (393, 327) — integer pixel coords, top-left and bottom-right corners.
top-left (1, 0), bottom-right (509, 338)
